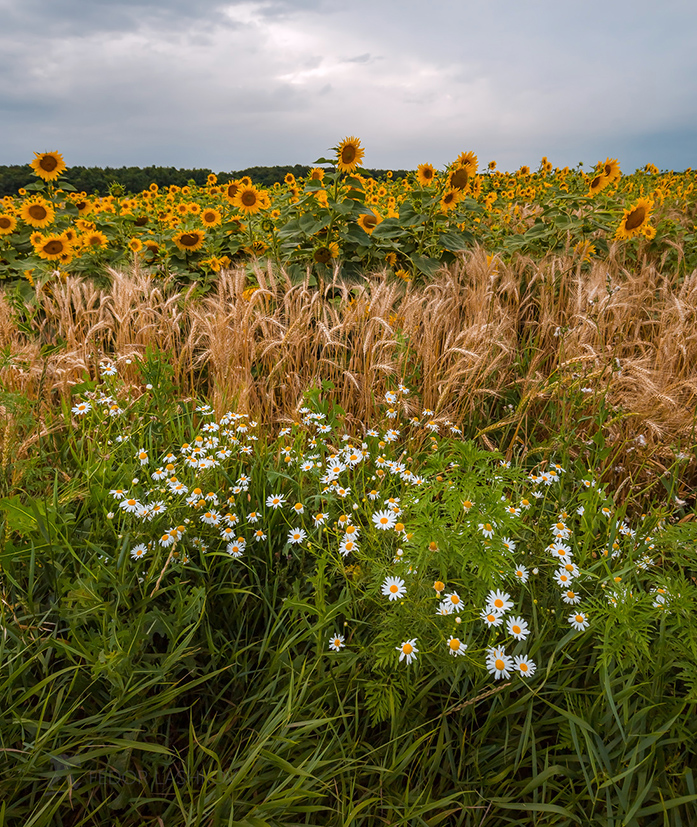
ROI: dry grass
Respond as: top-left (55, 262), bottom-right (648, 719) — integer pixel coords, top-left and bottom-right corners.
top-left (2, 248), bottom-right (696, 498)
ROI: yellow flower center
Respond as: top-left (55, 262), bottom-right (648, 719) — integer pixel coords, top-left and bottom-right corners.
top-left (575, 615), bottom-right (583, 623)
top-left (402, 643), bottom-right (413, 655)
top-left (495, 658), bottom-right (505, 671)
top-left (519, 662), bottom-right (529, 672)
top-left (512, 625), bottom-right (521, 635)
top-left (390, 584), bottom-right (398, 593)
top-left (449, 639), bottom-right (460, 650)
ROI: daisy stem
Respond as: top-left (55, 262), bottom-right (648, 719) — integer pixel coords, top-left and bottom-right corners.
top-left (151, 548), bottom-right (174, 596)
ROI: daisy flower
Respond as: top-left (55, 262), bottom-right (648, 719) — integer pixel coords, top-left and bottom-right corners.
top-left (110, 488), bottom-right (128, 500)
top-left (247, 511), bottom-right (259, 523)
top-left (119, 498), bottom-right (141, 514)
top-left (506, 616), bottom-right (529, 640)
top-left (562, 589), bottom-right (582, 605)
top-left (396, 639), bottom-right (418, 665)
top-left (486, 590), bottom-right (514, 614)
top-left (313, 512), bottom-right (328, 527)
top-left (513, 564), bottom-right (529, 583)
top-left (71, 401), bottom-right (91, 415)
top-left (130, 543), bottom-right (148, 560)
top-left (266, 494), bottom-right (286, 509)
top-left (372, 510), bottom-right (397, 530)
top-left (568, 611), bottom-right (590, 631)
top-left (486, 647), bottom-right (514, 680)
top-left (554, 569), bottom-right (574, 588)
top-left (447, 636), bottom-right (467, 657)
top-left (479, 522), bottom-right (495, 539)
top-left (339, 538), bottom-right (359, 557)
top-left (135, 450), bottom-right (149, 466)
top-left (514, 655), bottom-right (536, 678)
top-left (291, 502), bottom-right (304, 515)
top-left (287, 527), bottom-right (307, 545)
top-left (328, 634), bottom-right (345, 652)
top-left (226, 539), bottom-right (246, 558)
top-left (254, 529), bottom-right (267, 542)
top-left (436, 604), bottom-right (454, 616)
top-left (480, 608), bottom-right (504, 627)
top-left (442, 592), bottom-right (463, 613)
top-left (382, 576), bottom-right (406, 601)
top-left (501, 537), bottom-right (516, 552)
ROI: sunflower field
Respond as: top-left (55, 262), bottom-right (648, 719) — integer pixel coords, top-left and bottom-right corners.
top-left (1, 139), bottom-right (697, 827)
top-left (1, 139), bottom-right (696, 289)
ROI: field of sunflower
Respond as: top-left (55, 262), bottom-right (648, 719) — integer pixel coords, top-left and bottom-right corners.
top-left (1, 138), bottom-right (697, 826)
top-left (1, 138), bottom-right (695, 288)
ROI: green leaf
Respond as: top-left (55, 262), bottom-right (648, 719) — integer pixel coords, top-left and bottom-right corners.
top-left (439, 229), bottom-right (473, 252)
top-left (410, 254), bottom-right (441, 277)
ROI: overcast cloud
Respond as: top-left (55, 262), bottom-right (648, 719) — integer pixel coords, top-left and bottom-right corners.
top-left (1, 0), bottom-right (695, 172)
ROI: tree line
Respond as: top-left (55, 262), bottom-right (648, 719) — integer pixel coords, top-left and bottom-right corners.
top-left (0, 164), bottom-right (409, 197)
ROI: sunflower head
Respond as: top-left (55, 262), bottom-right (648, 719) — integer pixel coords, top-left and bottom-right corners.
top-left (455, 151), bottom-right (478, 175)
top-left (201, 207), bottom-right (222, 226)
top-left (588, 173), bottom-right (610, 196)
top-left (447, 165), bottom-right (470, 191)
top-left (335, 136), bottom-right (365, 174)
top-left (21, 197), bottom-right (55, 229)
top-left (416, 163), bottom-right (436, 186)
top-left (128, 237), bottom-right (143, 253)
top-left (173, 229), bottom-right (206, 252)
top-left (615, 197), bottom-right (654, 240)
top-left (234, 185), bottom-right (264, 215)
top-left (36, 234), bottom-right (71, 261)
top-left (30, 151), bottom-right (67, 182)
top-left (356, 209), bottom-right (382, 235)
top-left (82, 231), bottom-right (108, 249)
top-left (440, 188), bottom-right (462, 212)
top-left (313, 242), bottom-right (339, 264)
top-left (603, 157), bottom-right (621, 183)
top-left (0, 214), bottom-right (17, 235)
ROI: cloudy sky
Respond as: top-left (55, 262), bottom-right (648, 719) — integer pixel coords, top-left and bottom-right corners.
top-left (1, 0), bottom-right (696, 173)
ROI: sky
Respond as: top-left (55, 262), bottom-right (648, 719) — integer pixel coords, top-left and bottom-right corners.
top-left (1, 0), bottom-right (696, 173)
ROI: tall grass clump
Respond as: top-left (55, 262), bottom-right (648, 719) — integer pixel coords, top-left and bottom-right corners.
top-left (1, 351), bottom-right (696, 825)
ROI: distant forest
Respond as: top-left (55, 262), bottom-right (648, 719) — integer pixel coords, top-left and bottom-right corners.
top-left (0, 164), bottom-right (410, 197)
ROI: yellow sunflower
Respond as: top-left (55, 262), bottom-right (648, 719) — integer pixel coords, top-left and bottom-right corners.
top-left (615, 197), bottom-right (654, 240)
top-left (21, 197), bottom-right (55, 229)
top-left (30, 151), bottom-right (67, 182)
top-left (440, 188), bottom-right (462, 212)
top-left (201, 207), bottom-right (222, 226)
top-left (588, 173), bottom-right (610, 196)
top-left (128, 237), bottom-right (143, 252)
top-left (447, 165), bottom-right (470, 191)
top-left (416, 163), bottom-right (436, 186)
top-left (309, 168), bottom-right (325, 182)
top-left (284, 173), bottom-right (296, 185)
top-left (313, 242), bottom-right (340, 263)
top-left (234, 185), bottom-right (265, 215)
top-left (336, 136), bottom-right (365, 173)
top-left (35, 234), bottom-right (71, 261)
top-left (173, 229), bottom-right (206, 252)
top-left (603, 157), bottom-right (621, 183)
top-left (82, 230), bottom-right (108, 249)
top-left (455, 150), bottom-right (478, 175)
top-left (356, 209), bottom-right (382, 235)
top-left (0, 213), bottom-right (17, 235)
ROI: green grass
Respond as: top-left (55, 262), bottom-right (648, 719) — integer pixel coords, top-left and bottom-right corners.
top-left (1, 352), bottom-right (696, 826)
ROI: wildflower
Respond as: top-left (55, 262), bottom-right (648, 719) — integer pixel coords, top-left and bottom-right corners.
top-left (506, 616), bottom-right (529, 640)
top-left (480, 608), bottom-right (504, 627)
top-left (501, 537), bottom-right (516, 552)
top-left (447, 636), bottom-right (467, 657)
top-left (130, 543), bottom-right (148, 560)
top-left (119, 498), bottom-right (141, 514)
top-left (329, 634), bottom-right (345, 652)
top-left (100, 362), bottom-right (117, 377)
top-left (433, 580), bottom-right (445, 594)
top-left (568, 611), bottom-right (590, 631)
top-left (554, 569), bottom-right (574, 587)
top-left (513, 564), bottom-right (529, 583)
top-left (71, 401), bottom-right (91, 415)
top-left (562, 590), bottom-right (582, 605)
top-left (486, 646), bottom-right (514, 680)
top-left (479, 522), bottom-right (495, 539)
top-left (372, 510), bottom-right (397, 530)
top-left (254, 529), bottom-right (267, 542)
top-left (486, 590), bottom-right (513, 614)
top-left (339, 538), bottom-right (359, 556)
top-left (247, 511), bottom-right (259, 523)
top-left (110, 488), bottom-right (128, 500)
top-left (287, 527), bottom-right (307, 544)
top-left (462, 499), bottom-right (474, 512)
top-left (382, 576), bottom-right (406, 601)
top-left (266, 494), bottom-right (286, 509)
top-left (396, 638), bottom-right (418, 665)
top-left (514, 655), bottom-right (536, 678)
top-left (226, 539), bottom-right (246, 557)
top-left (291, 502), bottom-right (304, 516)
top-left (442, 592), bottom-right (463, 613)
top-left (152, 468), bottom-right (167, 481)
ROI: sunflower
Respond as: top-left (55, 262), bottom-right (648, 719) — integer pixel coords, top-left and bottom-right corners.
top-left (207, 173), bottom-right (217, 185)
top-left (21, 197), bottom-right (55, 229)
top-left (309, 168), bottom-right (325, 182)
top-left (336, 136), bottom-right (365, 173)
top-left (440, 188), bottom-right (462, 212)
top-left (188, 202), bottom-right (201, 215)
top-left (128, 237), bottom-right (143, 252)
top-left (356, 209), bottom-right (382, 235)
top-left (143, 240), bottom-right (160, 255)
top-left (455, 150), bottom-right (478, 175)
top-left (416, 163), bottom-right (436, 186)
top-left (615, 197), bottom-right (654, 240)
top-left (284, 173), bottom-right (296, 185)
top-left (313, 242), bottom-right (340, 263)
top-left (0, 213), bottom-right (17, 235)
top-left (82, 230), bottom-right (108, 249)
top-left (602, 157), bottom-right (621, 184)
top-left (223, 182), bottom-right (238, 204)
top-left (173, 229), bottom-right (206, 252)
top-left (35, 234), bottom-right (71, 261)
top-left (30, 151), bottom-right (67, 182)
top-left (447, 165), bottom-right (470, 191)
top-left (75, 199), bottom-right (92, 215)
top-left (234, 185), bottom-right (265, 215)
top-left (588, 173), bottom-right (610, 196)
top-left (200, 207), bottom-right (222, 227)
